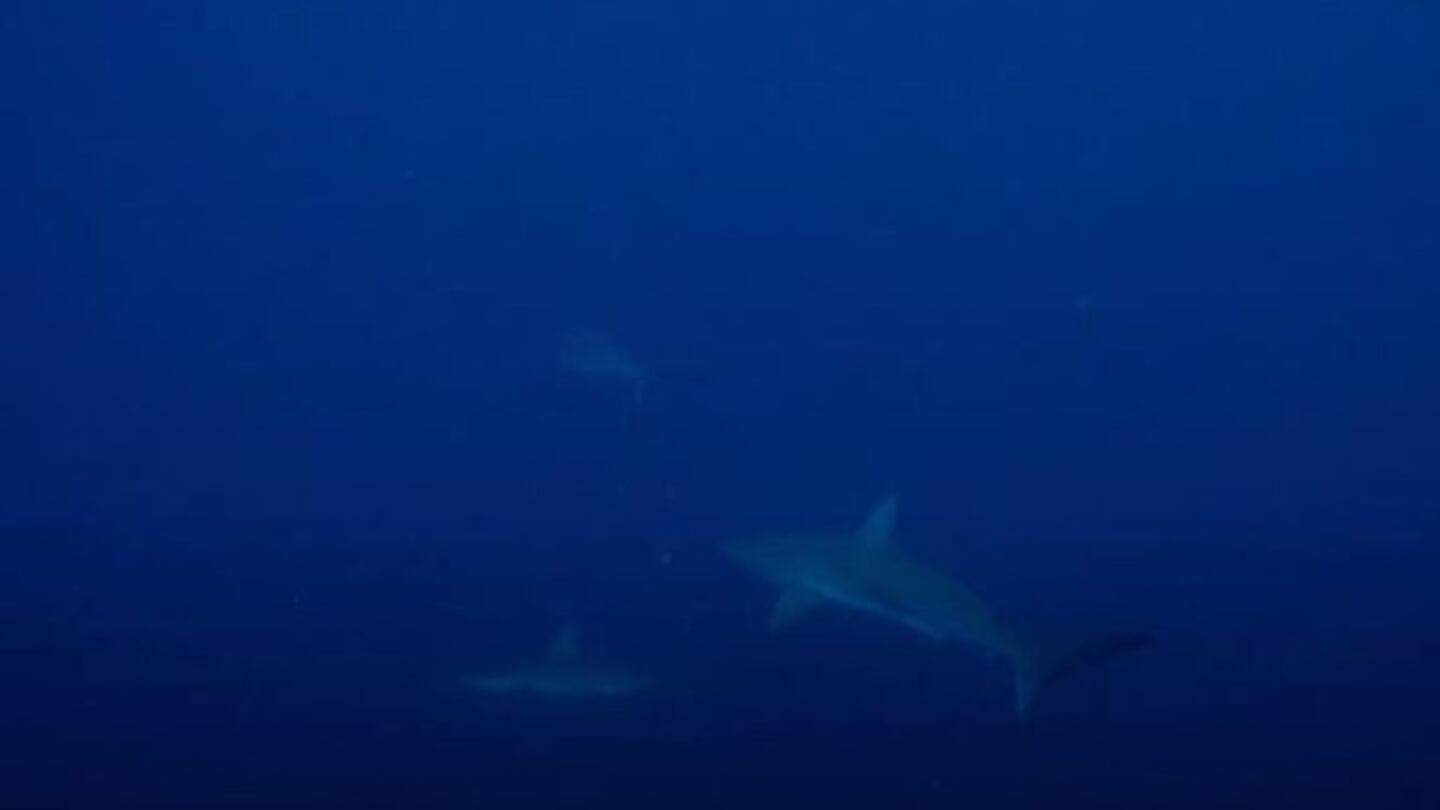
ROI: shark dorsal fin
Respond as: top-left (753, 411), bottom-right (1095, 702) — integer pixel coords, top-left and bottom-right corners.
top-left (547, 627), bottom-right (582, 661)
top-left (855, 495), bottom-right (899, 552)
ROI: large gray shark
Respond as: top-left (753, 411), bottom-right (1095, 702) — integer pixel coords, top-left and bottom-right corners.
top-left (725, 496), bottom-right (1150, 718)
top-left (464, 627), bottom-right (653, 699)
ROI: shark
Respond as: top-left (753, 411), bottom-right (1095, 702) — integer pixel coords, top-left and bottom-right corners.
top-left (559, 331), bottom-right (649, 403)
top-left (724, 496), bottom-right (1151, 718)
top-left (464, 627), bottom-right (654, 699)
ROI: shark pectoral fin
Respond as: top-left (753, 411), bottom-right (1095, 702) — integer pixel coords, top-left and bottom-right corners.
top-left (770, 588), bottom-right (825, 631)
top-left (855, 495), bottom-right (899, 552)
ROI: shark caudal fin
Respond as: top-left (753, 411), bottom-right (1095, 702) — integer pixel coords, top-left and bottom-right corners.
top-left (1012, 631), bottom-right (1153, 719)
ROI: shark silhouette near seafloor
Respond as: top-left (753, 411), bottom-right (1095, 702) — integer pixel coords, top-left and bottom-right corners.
top-left (465, 627), bottom-right (653, 699)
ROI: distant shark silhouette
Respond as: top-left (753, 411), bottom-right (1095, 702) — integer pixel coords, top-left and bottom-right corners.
top-left (464, 627), bottom-right (653, 699)
top-left (559, 331), bottom-right (649, 403)
top-left (725, 496), bottom-right (1151, 718)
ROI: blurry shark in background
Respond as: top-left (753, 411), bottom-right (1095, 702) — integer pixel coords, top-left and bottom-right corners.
top-left (559, 331), bottom-right (649, 403)
top-left (465, 627), bottom-right (653, 699)
top-left (724, 496), bottom-right (1151, 719)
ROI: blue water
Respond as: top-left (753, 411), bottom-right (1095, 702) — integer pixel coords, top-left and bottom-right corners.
top-left (4, 1), bottom-right (1439, 807)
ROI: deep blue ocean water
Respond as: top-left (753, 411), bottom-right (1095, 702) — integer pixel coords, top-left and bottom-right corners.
top-left (3, 1), bottom-right (1439, 807)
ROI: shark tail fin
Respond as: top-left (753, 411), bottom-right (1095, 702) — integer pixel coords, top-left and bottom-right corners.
top-left (1012, 631), bottom-right (1153, 719)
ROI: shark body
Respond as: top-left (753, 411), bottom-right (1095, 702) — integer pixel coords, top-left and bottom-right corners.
top-left (559, 331), bottom-right (649, 402)
top-left (465, 628), bottom-right (653, 699)
top-left (725, 496), bottom-right (1150, 717)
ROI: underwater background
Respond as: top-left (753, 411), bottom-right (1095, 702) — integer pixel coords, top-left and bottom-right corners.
top-left (3, 0), bottom-right (1439, 807)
